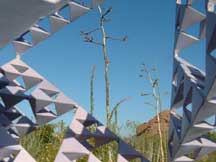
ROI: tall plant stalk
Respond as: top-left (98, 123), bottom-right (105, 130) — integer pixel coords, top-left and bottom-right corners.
top-left (98, 5), bottom-right (111, 127)
top-left (81, 6), bottom-right (130, 162)
top-left (140, 65), bottom-right (165, 162)
top-left (90, 65), bottom-right (96, 115)
top-left (81, 5), bottom-right (129, 129)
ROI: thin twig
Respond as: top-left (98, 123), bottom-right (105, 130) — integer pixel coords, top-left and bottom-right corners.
top-left (101, 7), bottom-right (112, 19)
top-left (144, 101), bottom-right (155, 108)
top-left (106, 36), bottom-right (128, 42)
top-left (80, 28), bottom-right (100, 35)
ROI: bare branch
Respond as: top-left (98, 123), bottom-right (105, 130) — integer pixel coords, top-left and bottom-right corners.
top-left (80, 28), bottom-right (100, 36)
top-left (144, 101), bottom-right (155, 108)
top-left (83, 36), bottom-right (103, 46)
top-left (140, 92), bottom-right (151, 96)
top-left (106, 36), bottom-right (128, 42)
top-left (109, 97), bottom-right (131, 121)
top-left (152, 79), bottom-right (159, 88)
top-left (102, 7), bottom-right (112, 19)
top-left (142, 64), bottom-right (153, 85)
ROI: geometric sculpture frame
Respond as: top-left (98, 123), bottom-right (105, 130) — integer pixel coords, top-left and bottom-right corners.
top-left (168, 0), bottom-right (216, 161)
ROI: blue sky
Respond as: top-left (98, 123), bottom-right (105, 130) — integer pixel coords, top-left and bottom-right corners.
top-left (0, 0), bottom-right (206, 127)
